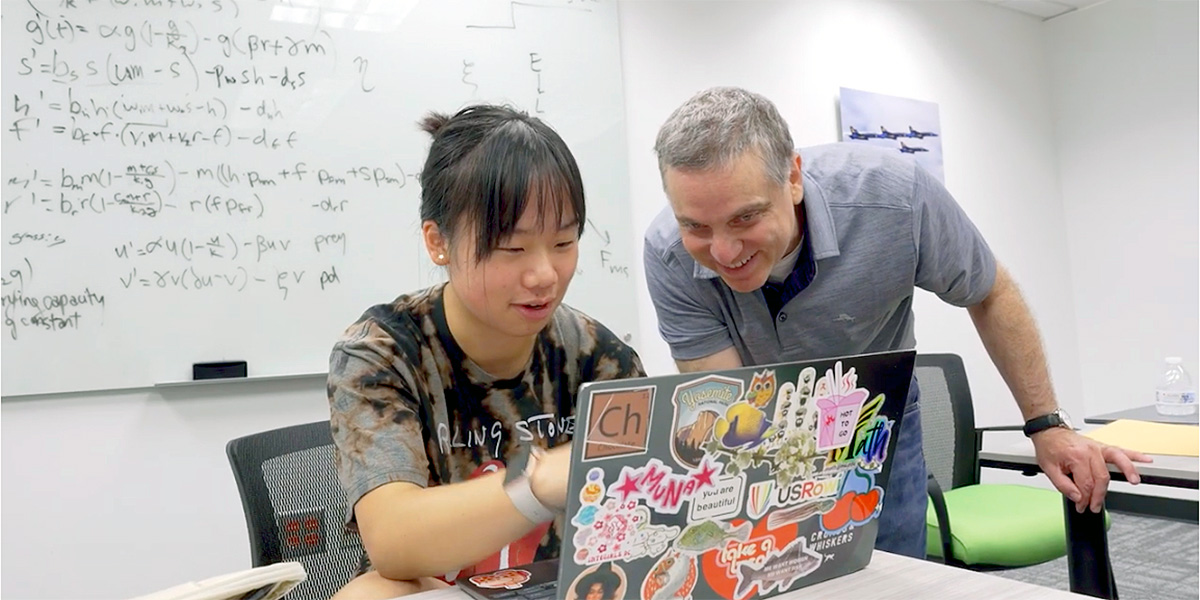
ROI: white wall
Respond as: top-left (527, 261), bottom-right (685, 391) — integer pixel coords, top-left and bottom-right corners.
top-left (2, 381), bottom-right (331, 598)
top-left (1045, 0), bottom-right (1200, 416)
top-left (621, 0), bottom-right (1084, 426)
top-left (2, 1), bottom-right (1196, 598)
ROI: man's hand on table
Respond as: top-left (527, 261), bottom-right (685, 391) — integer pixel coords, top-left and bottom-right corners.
top-left (1032, 427), bottom-right (1153, 513)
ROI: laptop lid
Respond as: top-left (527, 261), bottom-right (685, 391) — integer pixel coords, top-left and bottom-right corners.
top-left (556, 350), bottom-right (916, 600)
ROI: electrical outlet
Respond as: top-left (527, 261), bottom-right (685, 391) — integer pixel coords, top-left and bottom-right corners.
top-left (277, 508), bottom-right (326, 558)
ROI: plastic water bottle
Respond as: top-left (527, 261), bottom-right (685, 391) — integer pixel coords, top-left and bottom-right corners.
top-left (1155, 357), bottom-right (1197, 416)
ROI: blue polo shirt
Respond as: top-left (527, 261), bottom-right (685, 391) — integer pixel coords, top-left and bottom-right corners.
top-left (643, 143), bottom-right (996, 365)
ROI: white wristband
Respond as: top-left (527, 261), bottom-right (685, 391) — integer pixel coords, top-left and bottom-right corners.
top-left (504, 474), bottom-right (557, 525)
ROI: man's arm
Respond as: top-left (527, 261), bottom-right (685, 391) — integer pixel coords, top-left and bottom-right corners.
top-left (675, 346), bottom-right (742, 373)
top-left (967, 263), bottom-right (1150, 512)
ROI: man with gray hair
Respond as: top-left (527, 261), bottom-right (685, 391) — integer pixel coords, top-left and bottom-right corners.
top-left (642, 86), bottom-right (1148, 558)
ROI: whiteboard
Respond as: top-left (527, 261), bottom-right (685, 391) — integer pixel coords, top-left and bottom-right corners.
top-left (0, 0), bottom-right (638, 397)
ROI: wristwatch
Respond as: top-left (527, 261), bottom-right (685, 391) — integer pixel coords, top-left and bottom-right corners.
top-left (503, 444), bottom-right (557, 525)
top-left (1023, 408), bottom-right (1073, 437)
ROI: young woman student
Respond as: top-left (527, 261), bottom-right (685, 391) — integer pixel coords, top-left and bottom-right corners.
top-left (327, 105), bottom-right (644, 599)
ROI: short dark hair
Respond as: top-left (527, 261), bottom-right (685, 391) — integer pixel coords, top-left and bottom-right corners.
top-left (572, 566), bottom-right (620, 599)
top-left (419, 105), bottom-right (586, 262)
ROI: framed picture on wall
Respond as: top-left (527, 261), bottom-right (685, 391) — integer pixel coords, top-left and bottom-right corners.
top-left (838, 87), bottom-right (944, 183)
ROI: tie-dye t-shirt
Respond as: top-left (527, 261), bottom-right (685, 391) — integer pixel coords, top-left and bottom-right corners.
top-left (328, 284), bottom-right (644, 578)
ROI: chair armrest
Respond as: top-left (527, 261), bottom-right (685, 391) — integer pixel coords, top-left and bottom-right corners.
top-left (976, 425), bottom-right (1024, 433)
top-left (926, 474), bottom-right (956, 565)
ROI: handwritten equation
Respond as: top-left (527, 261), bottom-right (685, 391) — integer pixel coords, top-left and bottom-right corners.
top-left (0, 0), bottom-right (633, 378)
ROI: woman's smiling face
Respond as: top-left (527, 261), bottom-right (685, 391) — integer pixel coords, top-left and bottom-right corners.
top-left (440, 199), bottom-right (580, 343)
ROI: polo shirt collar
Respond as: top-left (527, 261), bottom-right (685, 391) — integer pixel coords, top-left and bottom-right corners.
top-left (801, 169), bottom-right (841, 261)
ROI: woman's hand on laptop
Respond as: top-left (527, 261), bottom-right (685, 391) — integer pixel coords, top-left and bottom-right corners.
top-left (530, 444), bottom-right (572, 511)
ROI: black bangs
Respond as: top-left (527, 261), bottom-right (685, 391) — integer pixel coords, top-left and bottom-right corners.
top-left (450, 116), bottom-right (586, 262)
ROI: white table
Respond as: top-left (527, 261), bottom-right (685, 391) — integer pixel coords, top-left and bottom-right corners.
top-left (405, 551), bottom-right (1088, 599)
top-left (979, 429), bottom-right (1199, 599)
top-left (980, 431), bottom-right (1199, 495)
top-left (1084, 404), bottom-right (1199, 426)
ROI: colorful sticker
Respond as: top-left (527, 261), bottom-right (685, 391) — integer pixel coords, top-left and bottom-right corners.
top-left (813, 362), bottom-right (870, 452)
top-left (688, 473), bottom-right (746, 522)
top-left (701, 518), bottom-right (799, 600)
top-left (583, 386), bottom-right (655, 462)
top-left (824, 393), bottom-right (892, 470)
top-left (745, 370), bottom-right (777, 408)
top-left (641, 550), bottom-right (698, 600)
top-left (670, 375), bottom-right (743, 469)
top-left (850, 412), bottom-right (893, 470)
top-left (701, 368), bottom-right (826, 490)
top-left (819, 468), bottom-right (884, 535)
top-left (765, 498), bottom-right (837, 531)
top-left (467, 568), bottom-right (531, 590)
top-left (733, 537), bottom-right (822, 598)
top-left (573, 467), bottom-right (608, 529)
top-left (770, 367), bottom-right (817, 440)
top-left (572, 498), bottom-right (680, 565)
top-left (675, 519), bottom-right (752, 554)
top-left (608, 456), bottom-right (721, 515)
top-left (766, 473), bottom-right (842, 510)
top-left (745, 480), bottom-right (775, 521)
top-left (714, 401), bottom-right (774, 451)
top-left (566, 562), bottom-right (627, 600)
top-left (581, 467), bottom-right (607, 504)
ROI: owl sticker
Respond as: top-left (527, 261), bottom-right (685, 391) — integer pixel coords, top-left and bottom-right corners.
top-left (746, 370), bottom-right (776, 408)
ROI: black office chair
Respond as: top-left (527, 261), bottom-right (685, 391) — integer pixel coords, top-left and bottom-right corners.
top-left (916, 353), bottom-right (1103, 569)
top-left (226, 420), bottom-right (364, 600)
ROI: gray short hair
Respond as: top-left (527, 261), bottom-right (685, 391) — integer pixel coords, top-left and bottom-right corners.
top-left (654, 87), bottom-right (795, 184)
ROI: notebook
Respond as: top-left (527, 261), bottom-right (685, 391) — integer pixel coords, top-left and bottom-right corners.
top-left (458, 350), bottom-right (916, 600)
top-left (128, 562), bottom-right (306, 600)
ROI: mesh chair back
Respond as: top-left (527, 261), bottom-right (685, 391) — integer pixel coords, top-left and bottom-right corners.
top-left (227, 421), bottom-right (363, 600)
top-left (916, 354), bottom-right (981, 491)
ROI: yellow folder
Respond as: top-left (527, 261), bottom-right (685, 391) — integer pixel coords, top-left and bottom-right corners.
top-left (1084, 419), bottom-right (1199, 457)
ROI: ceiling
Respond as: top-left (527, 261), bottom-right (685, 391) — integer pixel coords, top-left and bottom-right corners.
top-left (979, 0), bottom-right (1111, 20)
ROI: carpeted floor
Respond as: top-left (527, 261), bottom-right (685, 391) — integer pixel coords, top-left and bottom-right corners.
top-left (991, 511), bottom-right (1198, 600)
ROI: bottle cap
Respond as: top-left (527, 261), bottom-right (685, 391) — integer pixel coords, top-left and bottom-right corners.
top-left (1166, 357), bottom-right (1183, 364)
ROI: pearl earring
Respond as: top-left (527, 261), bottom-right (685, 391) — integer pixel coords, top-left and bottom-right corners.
top-left (437, 253), bottom-right (445, 261)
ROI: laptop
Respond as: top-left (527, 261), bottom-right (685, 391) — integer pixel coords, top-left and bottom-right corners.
top-left (458, 350), bottom-right (915, 600)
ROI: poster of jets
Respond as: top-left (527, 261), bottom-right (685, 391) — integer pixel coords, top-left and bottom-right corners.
top-left (838, 87), bottom-right (944, 183)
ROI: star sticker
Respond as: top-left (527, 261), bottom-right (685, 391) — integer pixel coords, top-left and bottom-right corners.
top-left (690, 456), bottom-right (718, 488)
top-left (612, 468), bottom-right (643, 502)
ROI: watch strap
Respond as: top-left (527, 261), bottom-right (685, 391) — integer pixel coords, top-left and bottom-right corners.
top-left (504, 471), bottom-right (557, 524)
top-left (1023, 411), bottom-right (1064, 437)
top-left (503, 445), bottom-right (556, 524)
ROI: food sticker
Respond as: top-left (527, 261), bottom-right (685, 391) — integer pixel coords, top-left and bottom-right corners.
top-left (468, 569), bottom-right (531, 590)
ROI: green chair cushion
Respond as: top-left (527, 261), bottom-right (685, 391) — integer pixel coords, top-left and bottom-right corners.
top-left (925, 483), bottom-right (1111, 567)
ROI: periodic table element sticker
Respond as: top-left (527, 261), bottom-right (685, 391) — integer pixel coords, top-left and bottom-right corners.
top-left (583, 386), bottom-right (655, 462)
